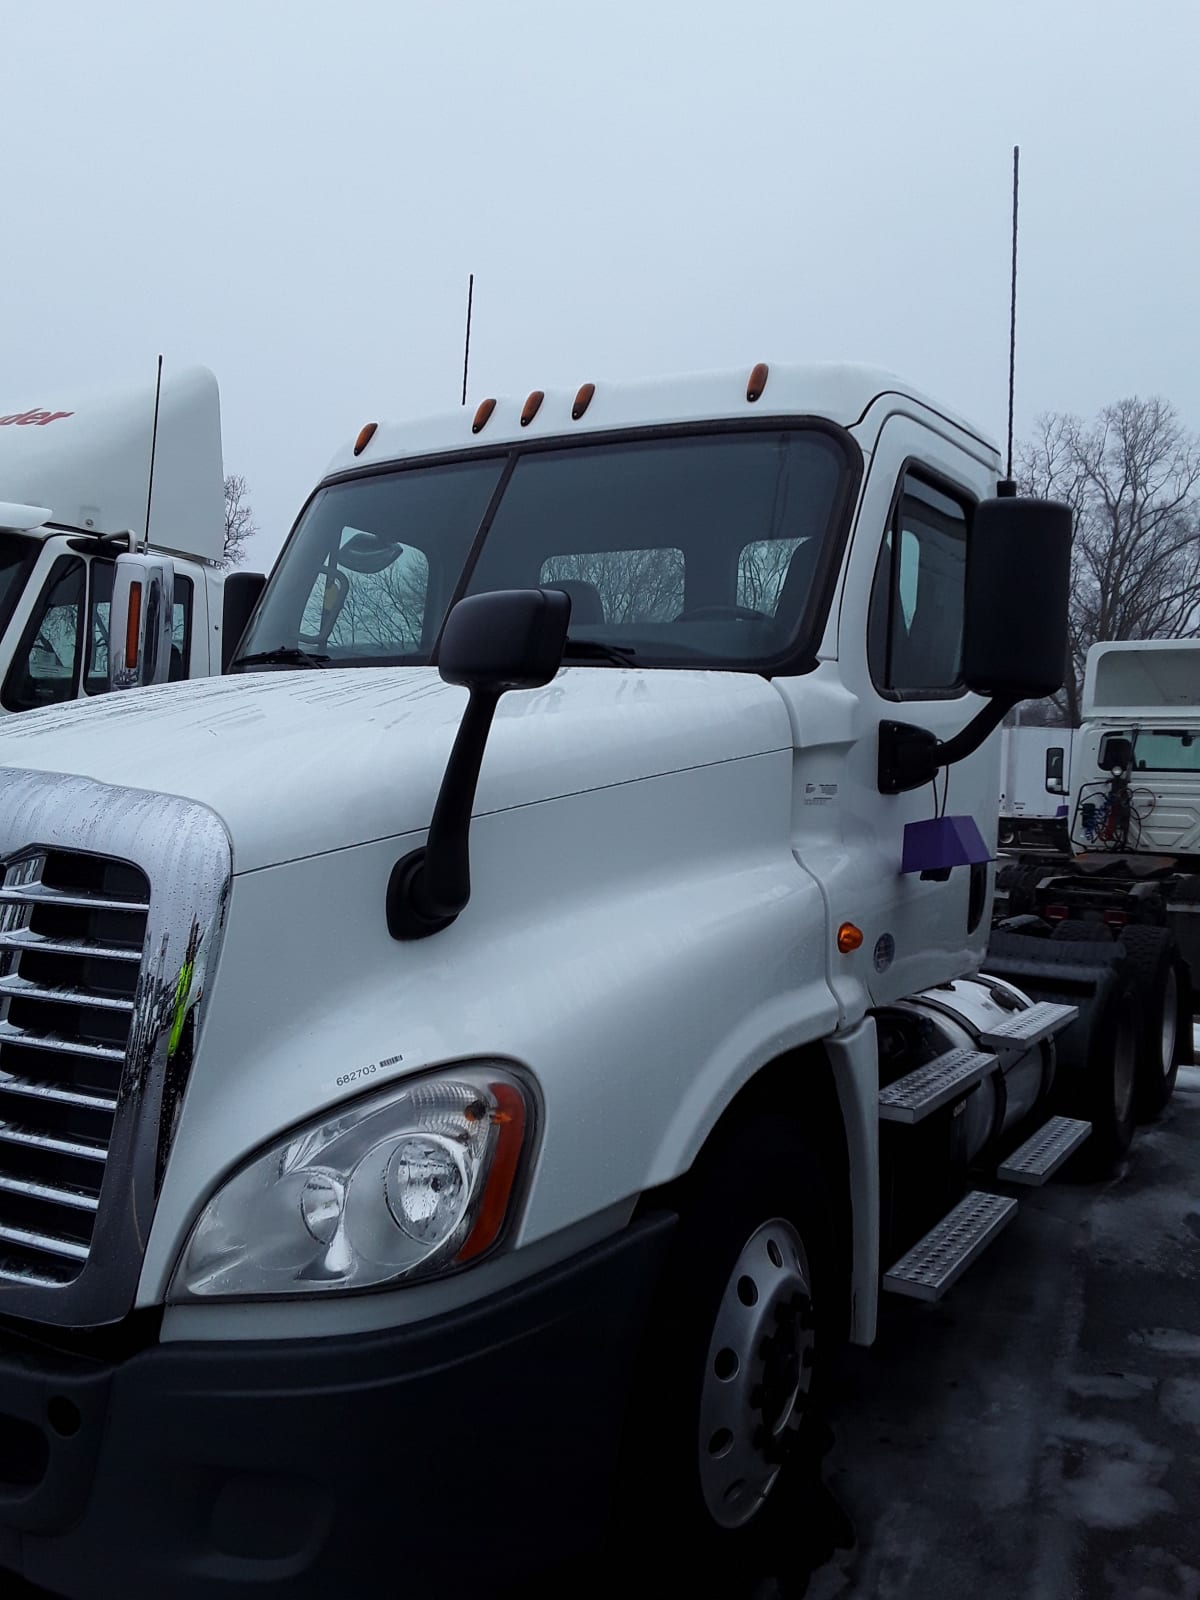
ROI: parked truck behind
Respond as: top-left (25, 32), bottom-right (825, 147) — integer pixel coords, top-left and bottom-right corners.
top-left (996, 638), bottom-right (1198, 1103)
top-left (0, 367), bottom-right (263, 713)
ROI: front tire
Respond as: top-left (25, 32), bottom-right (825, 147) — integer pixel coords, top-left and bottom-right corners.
top-left (614, 1117), bottom-right (838, 1574)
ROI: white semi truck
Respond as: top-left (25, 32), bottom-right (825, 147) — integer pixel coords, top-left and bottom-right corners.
top-left (0, 368), bottom-right (264, 712)
top-left (997, 637), bottom-right (1199, 1059)
top-left (0, 365), bottom-right (1183, 1597)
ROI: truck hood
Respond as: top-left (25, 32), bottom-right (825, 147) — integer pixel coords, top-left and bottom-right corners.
top-left (0, 668), bottom-right (792, 872)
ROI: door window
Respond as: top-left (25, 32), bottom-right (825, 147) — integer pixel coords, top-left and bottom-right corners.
top-left (2, 557), bottom-right (85, 711)
top-left (868, 474), bottom-right (970, 696)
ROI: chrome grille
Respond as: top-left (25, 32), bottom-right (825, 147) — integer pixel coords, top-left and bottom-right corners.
top-left (0, 849), bottom-right (148, 1287)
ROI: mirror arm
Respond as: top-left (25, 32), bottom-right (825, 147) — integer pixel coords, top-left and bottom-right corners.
top-left (386, 688), bottom-right (500, 939)
top-left (879, 695), bottom-right (1017, 795)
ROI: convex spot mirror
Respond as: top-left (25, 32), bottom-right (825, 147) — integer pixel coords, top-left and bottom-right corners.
top-left (963, 497), bottom-right (1073, 700)
top-left (339, 530), bottom-right (407, 575)
top-left (109, 552), bottom-right (175, 691)
top-left (437, 587), bottom-right (571, 693)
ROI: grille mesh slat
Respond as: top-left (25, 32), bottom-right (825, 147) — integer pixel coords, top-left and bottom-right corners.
top-left (0, 850), bottom-right (147, 1284)
top-left (0, 932), bottom-right (142, 964)
top-left (0, 977), bottom-right (135, 1013)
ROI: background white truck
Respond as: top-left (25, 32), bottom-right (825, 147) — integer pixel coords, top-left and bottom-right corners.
top-left (0, 367), bottom-right (264, 712)
top-left (997, 724), bottom-right (1072, 852)
top-left (997, 637), bottom-right (1199, 1068)
top-left (0, 364), bottom-right (1185, 1598)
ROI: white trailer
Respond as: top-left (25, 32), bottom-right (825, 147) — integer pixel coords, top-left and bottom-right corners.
top-left (0, 367), bottom-right (263, 712)
top-left (0, 363), bottom-right (1181, 1597)
top-left (997, 724), bottom-right (1072, 851)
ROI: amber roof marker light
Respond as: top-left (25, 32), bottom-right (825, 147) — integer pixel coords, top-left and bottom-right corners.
top-left (520, 390), bottom-right (544, 427)
top-left (472, 398), bottom-right (497, 434)
top-left (572, 382), bottom-right (596, 420)
top-left (746, 363), bottom-right (769, 403)
top-left (353, 423), bottom-right (378, 457)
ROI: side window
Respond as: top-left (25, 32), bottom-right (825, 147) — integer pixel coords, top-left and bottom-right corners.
top-left (85, 566), bottom-right (195, 694)
top-left (3, 556), bottom-right (86, 712)
top-left (85, 561), bottom-right (114, 694)
top-left (300, 529), bottom-right (431, 655)
top-left (171, 577), bottom-right (193, 681)
top-left (868, 473), bottom-right (969, 695)
top-left (1045, 746), bottom-right (1065, 792)
top-left (540, 548), bottom-right (684, 623)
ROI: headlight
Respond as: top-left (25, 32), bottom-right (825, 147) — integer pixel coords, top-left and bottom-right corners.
top-left (169, 1065), bottom-right (533, 1301)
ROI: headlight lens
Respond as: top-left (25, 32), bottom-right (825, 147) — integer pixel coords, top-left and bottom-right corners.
top-left (169, 1066), bottom-right (532, 1301)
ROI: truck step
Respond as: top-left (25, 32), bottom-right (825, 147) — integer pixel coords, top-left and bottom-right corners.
top-left (996, 1115), bottom-right (1090, 1186)
top-left (878, 1047), bottom-right (995, 1124)
top-left (979, 1000), bottom-right (1078, 1051)
top-left (882, 1191), bottom-right (1018, 1302)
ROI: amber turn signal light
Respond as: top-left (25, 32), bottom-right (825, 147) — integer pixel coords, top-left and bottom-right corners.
top-left (837, 922), bottom-right (864, 954)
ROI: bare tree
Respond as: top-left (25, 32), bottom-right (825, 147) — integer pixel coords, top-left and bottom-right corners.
top-left (223, 474), bottom-right (258, 568)
top-left (1018, 398), bottom-right (1200, 724)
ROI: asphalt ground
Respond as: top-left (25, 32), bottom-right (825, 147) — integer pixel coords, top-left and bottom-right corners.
top-left (803, 1059), bottom-right (1200, 1600)
top-left (539, 1058), bottom-right (1200, 1599)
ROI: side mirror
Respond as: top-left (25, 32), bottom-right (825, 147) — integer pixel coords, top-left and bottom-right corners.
top-left (963, 497), bottom-right (1073, 699)
top-left (387, 589), bottom-right (571, 939)
top-left (109, 553), bottom-right (175, 691)
top-left (878, 497), bottom-right (1073, 795)
top-left (1100, 736), bottom-right (1133, 774)
top-left (220, 571), bottom-right (267, 672)
top-left (437, 587), bottom-right (573, 693)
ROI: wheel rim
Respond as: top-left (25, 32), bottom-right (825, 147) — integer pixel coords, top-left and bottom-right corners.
top-left (698, 1218), bottom-right (814, 1530)
top-left (1160, 969), bottom-right (1178, 1077)
top-left (1114, 1002), bottom-right (1138, 1125)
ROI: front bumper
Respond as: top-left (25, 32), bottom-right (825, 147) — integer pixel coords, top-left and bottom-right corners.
top-left (0, 1213), bottom-right (675, 1600)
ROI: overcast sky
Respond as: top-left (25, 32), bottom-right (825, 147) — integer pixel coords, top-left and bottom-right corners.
top-left (6, 0), bottom-right (1198, 566)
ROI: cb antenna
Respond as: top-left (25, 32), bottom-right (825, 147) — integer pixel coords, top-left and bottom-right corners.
top-left (143, 354), bottom-right (164, 551)
top-left (461, 273), bottom-right (474, 406)
top-left (999, 146), bottom-right (1020, 496)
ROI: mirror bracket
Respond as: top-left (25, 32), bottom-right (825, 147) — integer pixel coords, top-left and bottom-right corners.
top-left (878, 696), bottom-right (1016, 795)
top-left (386, 690), bottom-right (501, 940)
top-left (387, 588), bottom-right (570, 941)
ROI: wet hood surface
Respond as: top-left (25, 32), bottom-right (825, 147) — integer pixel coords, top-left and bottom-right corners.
top-left (0, 668), bottom-right (791, 872)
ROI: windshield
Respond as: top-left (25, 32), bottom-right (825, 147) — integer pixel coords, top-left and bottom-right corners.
top-left (0, 533), bottom-right (39, 638)
top-left (1102, 729), bottom-right (1200, 773)
top-left (236, 427), bottom-right (853, 671)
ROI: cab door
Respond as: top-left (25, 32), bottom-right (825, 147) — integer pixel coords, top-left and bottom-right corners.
top-left (841, 408), bottom-right (1000, 1002)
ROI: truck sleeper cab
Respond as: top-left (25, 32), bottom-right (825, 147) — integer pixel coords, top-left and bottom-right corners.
top-left (0, 363), bottom-right (1152, 1598)
top-left (0, 367), bottom-right (265, 714)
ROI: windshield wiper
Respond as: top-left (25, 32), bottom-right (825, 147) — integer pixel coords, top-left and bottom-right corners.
top-left (231, 647), bottom-right (331, 671)
top-left (560, 638), bottom-right (637, 667)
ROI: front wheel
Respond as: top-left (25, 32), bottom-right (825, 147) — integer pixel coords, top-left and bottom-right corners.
top-left (613, 1117), bottom-right (839, 1574)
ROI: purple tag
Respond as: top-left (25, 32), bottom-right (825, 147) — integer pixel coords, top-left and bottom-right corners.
top-left (901, 815), bottom-right (992, 875)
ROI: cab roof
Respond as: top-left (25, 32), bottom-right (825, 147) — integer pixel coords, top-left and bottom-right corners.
top-left (324, 362), bottom-right (999, 479)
